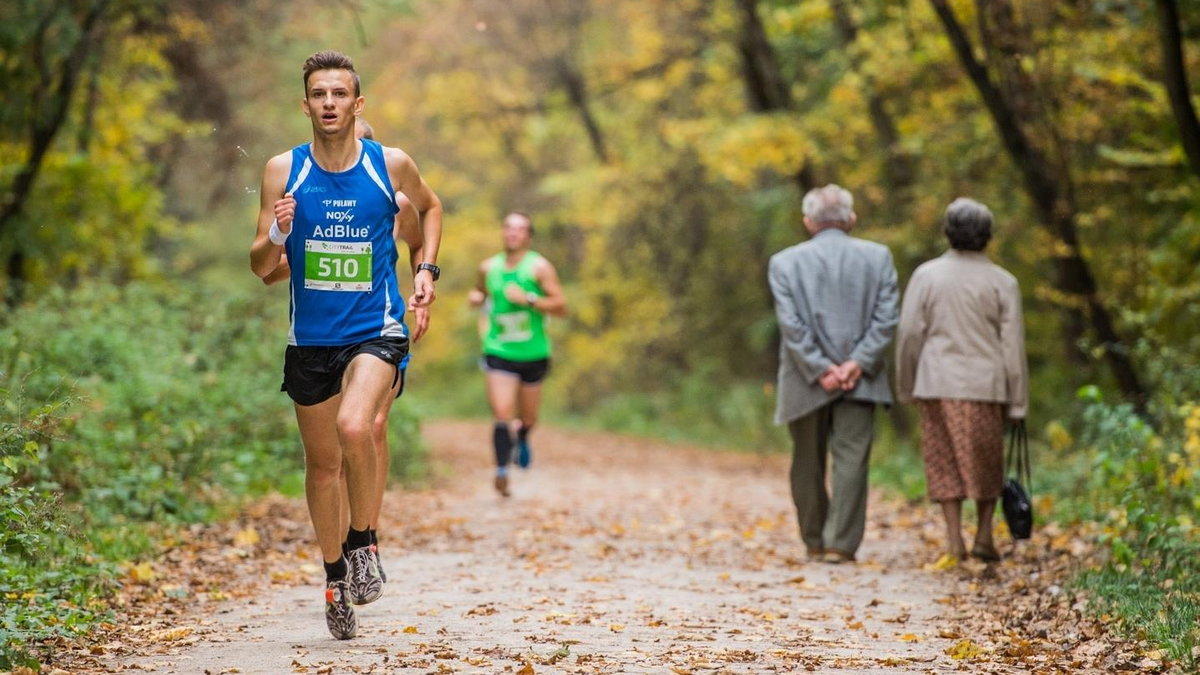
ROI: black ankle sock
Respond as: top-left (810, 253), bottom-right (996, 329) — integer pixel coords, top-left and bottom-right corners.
top-left (324, 556), bottom-right (348, 581)
top-left (346, 526), bottom-right (371, 550)
top-left (493, 422), bottom-right (514, 467)
top-left (369, 528), bottom-right (378, 546)
top-left (517, 424), bottom-right (532, 443)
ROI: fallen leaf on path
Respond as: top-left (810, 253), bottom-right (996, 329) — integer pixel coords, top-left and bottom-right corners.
top-left (898, 633), bottom-right (921, 642)
top-left (129, 562), bottom-right (157, 583)
top-left (233, 526), bottom-right (260, 547)
top-left (610, 623), bottom-right (625, 632)
top-left (945, 639), bottom-right (988, 660)
top-left (516, 662), bottom-right (535, 675)
top-left (402, 626), bottom-right (419, 633)
top-left (150, 626), bottom-right (193, 642)
top-left (925, 554), bottom-right (958, 571)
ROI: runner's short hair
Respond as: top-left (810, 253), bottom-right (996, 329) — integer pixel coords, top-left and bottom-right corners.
top-left (303, 50), bottom-right (360, 97)
top-left (504, 211), bottom-right (534, 236)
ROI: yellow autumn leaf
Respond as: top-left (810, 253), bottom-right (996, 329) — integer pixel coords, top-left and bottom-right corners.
top-left (929, 554), bottom-right (958, 571)
top-left (129, 561), bottom-right (157, 583)
top-left (233, 526), bottom-right (260, 547)
top-left (610, 623), bottom-right (626, 632)
top-left (899, 633), bottom-right (922, 642)
top-left (403, 625), bottom-right (419, 633)
top-left (945, 638), bottom-right (988, 660)
top-left (150, 626), bottom-right (193, 642)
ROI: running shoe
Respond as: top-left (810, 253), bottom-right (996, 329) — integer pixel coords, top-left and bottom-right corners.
top-left (346, 545), bottom-right (383, 605)
top-left (324, 579), bottom-right (357, 640)
top-left (372, 543), bottom-right (387, 583)
top-left (494, 473), bottom-right (511, 497)
top-left (516, 437), bottom-right (532, 469)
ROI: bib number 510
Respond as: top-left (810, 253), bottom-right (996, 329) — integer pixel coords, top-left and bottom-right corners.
top-left (318, 257), bottom-right (360, 278)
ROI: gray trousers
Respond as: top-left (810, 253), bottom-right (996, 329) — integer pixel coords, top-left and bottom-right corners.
top-left (787, 399), bottom-right (875, 555)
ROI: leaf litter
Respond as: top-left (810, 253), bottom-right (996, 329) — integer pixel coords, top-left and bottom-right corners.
top-left (36, 421), bottom-right (1174, 673)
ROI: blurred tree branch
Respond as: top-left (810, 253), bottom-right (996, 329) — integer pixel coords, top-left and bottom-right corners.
top-left (1155, 0), bottom-right (1200, 180)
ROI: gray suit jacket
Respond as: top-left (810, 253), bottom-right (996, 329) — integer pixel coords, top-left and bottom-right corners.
top-left (768, 228), bottom-right (900, 424)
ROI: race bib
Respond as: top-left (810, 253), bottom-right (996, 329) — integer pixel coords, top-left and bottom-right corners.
top-left (494, 311), bottom-right (533, 343)
top-left (304, 240), bottom-right (372, 292)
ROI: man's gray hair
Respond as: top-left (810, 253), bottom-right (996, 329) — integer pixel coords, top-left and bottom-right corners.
top-left (802, 184), bottom-right (855, 224)
top-left (943, 197), bottom-right (993, 251)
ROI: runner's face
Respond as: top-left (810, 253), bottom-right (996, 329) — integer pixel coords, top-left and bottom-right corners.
top-left (302, 69), bottom-right (363, 137)
top-left (502, 217), bottom-right (532, 252)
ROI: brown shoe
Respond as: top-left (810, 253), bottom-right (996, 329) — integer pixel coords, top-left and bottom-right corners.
top-left (806, 546), bottom-right (826, 561)
top-left (970, 542), bottom-right (1001, 562)
top-left (494, 474), bottom-right (511, 497)
top-left (822, 549), bottom-right (856, 564)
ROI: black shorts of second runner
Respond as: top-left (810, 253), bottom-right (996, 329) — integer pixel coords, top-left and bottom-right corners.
top-left (483, 354), bottom-right (551, 385)
top-left (282, 336), bottom-right (410, 406)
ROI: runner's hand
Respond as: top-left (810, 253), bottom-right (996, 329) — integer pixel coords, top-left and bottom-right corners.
top-left (410, 305), bottom-right (430, 342)
top-left (503, 283), bottom-right (527, 305)
top-left (410, 270), bottom-right (436, 308)
top-left (274, 195), bottom-right (296, 232)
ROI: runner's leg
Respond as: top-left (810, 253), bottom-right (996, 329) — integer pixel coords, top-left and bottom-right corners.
top-left (368, 379), bottom-right (401, 582)
top-left (337, 353), bottom-right (395, 603)
top-left (294, 395), bottom-right (349, 566)
top-left (515, 381), bottom-right (543, 468)
top-left (486, 369), bottom-right (520, 495)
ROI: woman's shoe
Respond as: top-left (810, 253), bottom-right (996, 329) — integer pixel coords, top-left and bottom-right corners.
top-left (970, 542), bottom-right (1001, 562)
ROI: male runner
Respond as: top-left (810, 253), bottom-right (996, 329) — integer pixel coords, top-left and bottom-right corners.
top-left (250, 51), bottom-right (443, 640)
top-left (263, 118), bottom-right (428, 585)
top-left (467, 212), bottom-right (567, 497)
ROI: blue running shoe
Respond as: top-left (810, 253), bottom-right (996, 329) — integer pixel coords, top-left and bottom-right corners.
top-left (516, 437), bottom-right (532, 469)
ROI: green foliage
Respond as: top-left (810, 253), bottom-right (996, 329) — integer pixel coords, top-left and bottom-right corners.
top-left (0, 281), bottom-right (427, 664)
top-left (1066, 387), bottom-right (1200, 668)
top-left (0, 387), bottom-right (114, 670)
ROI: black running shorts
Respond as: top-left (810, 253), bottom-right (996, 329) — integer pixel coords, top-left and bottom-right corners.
top-left (483, 354), bottom-right (551, 384)
top-left (282, 336), bottom-right (410, 406)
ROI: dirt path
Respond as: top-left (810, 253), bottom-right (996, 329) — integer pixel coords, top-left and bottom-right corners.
top-left (79, 420), bottom-right (1131, 674)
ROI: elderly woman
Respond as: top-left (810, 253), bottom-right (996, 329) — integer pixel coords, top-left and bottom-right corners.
top-left (896, 198), bottom-right (1028, 562)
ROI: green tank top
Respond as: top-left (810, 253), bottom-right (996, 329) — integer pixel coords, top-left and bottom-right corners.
top-left (483, 251), bottom-right (551, 361)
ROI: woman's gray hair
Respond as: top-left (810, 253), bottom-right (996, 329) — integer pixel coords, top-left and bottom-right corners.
top-left (943, 198), bottom-right (993, 251)
top-left (802, 184), bottom-right (855, 225)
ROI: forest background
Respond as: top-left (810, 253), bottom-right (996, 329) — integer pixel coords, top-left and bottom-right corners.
top-left (2, 0), bottom-right (1199, 670)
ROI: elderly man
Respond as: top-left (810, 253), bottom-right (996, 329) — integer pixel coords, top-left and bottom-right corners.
top-left (768, 184), bottom-right (899, 564)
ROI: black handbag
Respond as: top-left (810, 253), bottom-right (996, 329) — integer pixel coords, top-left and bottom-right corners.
top-left (1002, 420), bottom-right (1033, 540)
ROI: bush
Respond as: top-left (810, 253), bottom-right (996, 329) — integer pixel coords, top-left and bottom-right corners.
top-left (1069, 387), bottom-right (1200, 668)
top-left (0, 387), bottom-right (114, 670)
top-left (0, 281), bottom-right (425, 666)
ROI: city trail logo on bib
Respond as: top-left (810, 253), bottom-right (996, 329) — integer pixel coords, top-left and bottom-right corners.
top-left (495, 311), bottom-right (533, 343)
top-left (304, 240), bottom-right (373, 292)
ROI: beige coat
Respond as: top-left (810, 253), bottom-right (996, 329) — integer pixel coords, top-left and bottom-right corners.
top-left (895, 250), bottom-right (1028, 419)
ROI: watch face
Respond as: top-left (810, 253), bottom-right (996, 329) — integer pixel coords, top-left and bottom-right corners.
top-left (419, 263), bottom-right (440, 280)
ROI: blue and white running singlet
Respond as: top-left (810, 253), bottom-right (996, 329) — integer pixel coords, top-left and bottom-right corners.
top-left (282, 139), bottom-right (408, 347)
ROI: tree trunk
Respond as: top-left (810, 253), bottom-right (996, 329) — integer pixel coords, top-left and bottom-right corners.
top-left (1154, 0), bottom-right (1200, 179)
top-left (0, 1), bottom-right (110, 242)
top-left (556, 59), bottom-right (610, 164)
top-left (928, 0), bottom-right (1149, 412)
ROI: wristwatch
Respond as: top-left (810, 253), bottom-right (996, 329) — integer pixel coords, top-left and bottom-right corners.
top-left (525, 292), bottom-right (539, 306)
top-left (416, 262), bottom-right (440, 281)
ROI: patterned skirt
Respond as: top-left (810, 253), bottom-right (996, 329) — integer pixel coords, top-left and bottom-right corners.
top-left (917, 398), bottom-right (1005, 501)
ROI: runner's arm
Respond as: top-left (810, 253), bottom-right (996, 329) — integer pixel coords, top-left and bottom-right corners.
top-left (467, 259), bottom-right (489, 308)
top-left (250, 153), bottom-right (293, 279)
top-left (524, 258), bottom-right (568, 318)
top-left (262, 254), bottom-right (291, 285)
top-left (385, 147), bottom-right (443, 308)
top-left (393, 194), bottom-right (430, 342)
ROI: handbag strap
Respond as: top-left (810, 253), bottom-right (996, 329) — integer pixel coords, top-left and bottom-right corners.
top-left (1006, 419), bottom-right (1031, 491)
